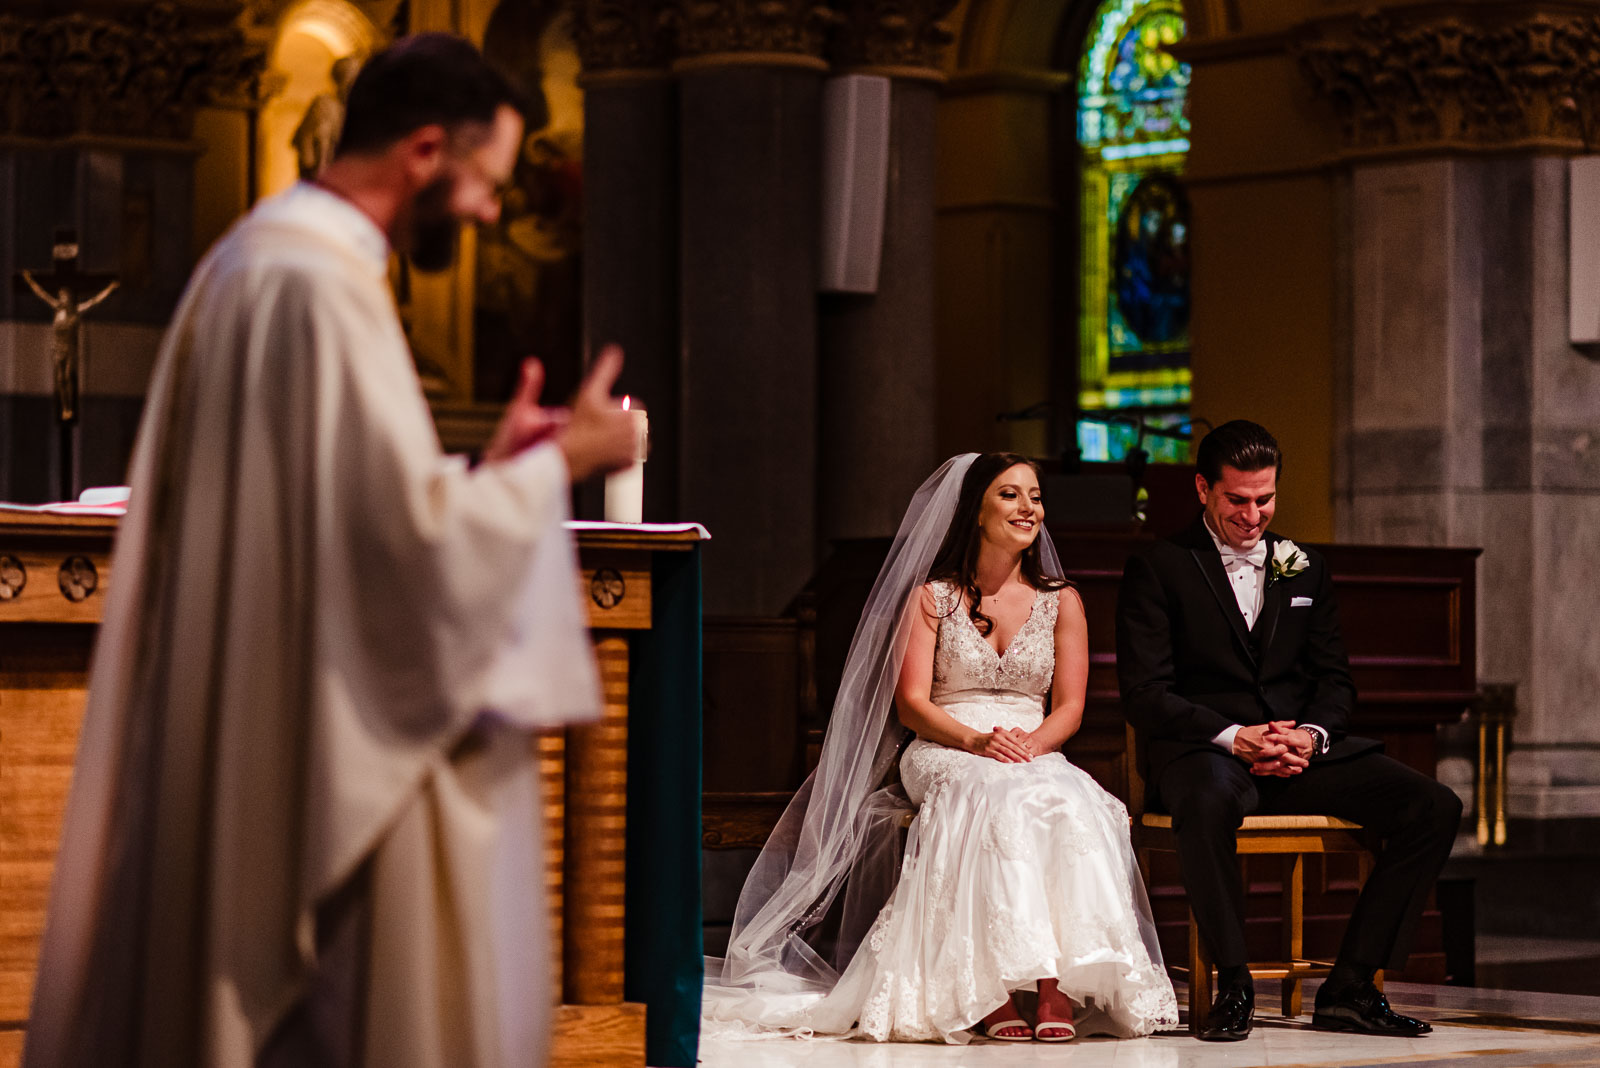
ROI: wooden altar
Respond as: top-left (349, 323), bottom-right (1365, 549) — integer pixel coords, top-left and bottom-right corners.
top-left (0, 512), bottom-right (704, 1068)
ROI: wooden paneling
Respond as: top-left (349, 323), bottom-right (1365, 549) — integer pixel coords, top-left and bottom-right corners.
top-left (0, 550), bottom-right (113, 624)
top-left (0, 515), bottom-right (114, 630)
top-left (581, 551), bottom-right (653, 631)
top-left (702, 791), bottom-right (794, 850)
top-left (549, 1003), bottom-right (647, 1068)
top-left (563, 637), bottom-right (631, 1005)
top-left (703, 618), bottom-right (804, 794)
top-left (537, 731), bottom-right (567, 996)
top-left (0, 624), bottom-right (93, 1029)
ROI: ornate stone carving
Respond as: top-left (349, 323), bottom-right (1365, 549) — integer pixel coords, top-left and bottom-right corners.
top-left (1296, 10), bottom-right (1600, 155)
top-left (241, 0), bottom-right (402, 36)
top-left (667, 0), bottom-right (838, 63)
top-left (242, 0), bottom-right (298, 30)
top-left (828, 0), bottom-right (958, 74)
top-left (570, 0), bottom-right (957, 73)
top-left (0, 4), bottom-right (265, 139)
top-left (568, 0), bottom-right (675, 73)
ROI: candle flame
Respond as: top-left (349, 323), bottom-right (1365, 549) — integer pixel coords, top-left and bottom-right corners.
top-left (622, 395), bottom-right (632, 411)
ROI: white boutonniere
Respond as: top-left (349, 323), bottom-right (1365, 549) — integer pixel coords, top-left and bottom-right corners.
top-left (1269, 539), bottom-right (1309, 585)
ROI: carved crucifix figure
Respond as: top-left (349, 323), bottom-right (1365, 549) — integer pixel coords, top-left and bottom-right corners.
top-left (13, 230), bottom-right (119, 425)
top-left (292, 54), bottom-right (363, 180)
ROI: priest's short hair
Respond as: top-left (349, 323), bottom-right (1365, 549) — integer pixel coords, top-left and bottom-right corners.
top-left (336, 32), bottom-right (530, 158)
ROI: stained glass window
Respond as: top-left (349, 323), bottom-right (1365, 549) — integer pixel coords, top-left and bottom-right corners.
top-left (1076, 0), bottom-right (1192, 463)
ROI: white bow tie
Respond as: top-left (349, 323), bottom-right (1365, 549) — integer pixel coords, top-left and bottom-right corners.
top-left (1219, 542), bottom-right (1268, 570)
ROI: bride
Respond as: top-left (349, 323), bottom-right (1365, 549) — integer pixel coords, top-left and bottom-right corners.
top-left (704, 452), bottom-right (1178, 1043)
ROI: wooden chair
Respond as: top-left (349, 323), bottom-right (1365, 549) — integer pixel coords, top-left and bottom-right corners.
top-left (1125, 725), bottom-right (1378, 1028)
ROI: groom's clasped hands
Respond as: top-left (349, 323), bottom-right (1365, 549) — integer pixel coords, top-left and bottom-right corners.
top-left (1234, 720), bottom-right (1317, 777)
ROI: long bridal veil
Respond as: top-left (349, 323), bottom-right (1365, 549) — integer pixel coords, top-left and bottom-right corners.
top-left (704, 453), bottom-right (1068, 1033)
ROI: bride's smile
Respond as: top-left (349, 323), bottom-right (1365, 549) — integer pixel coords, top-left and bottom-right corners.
top-left (979, 464), bottom-right (1045, 551)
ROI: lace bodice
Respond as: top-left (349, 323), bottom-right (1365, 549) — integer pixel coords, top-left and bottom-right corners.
top-left (929, 580), bottom-right (1057, 704)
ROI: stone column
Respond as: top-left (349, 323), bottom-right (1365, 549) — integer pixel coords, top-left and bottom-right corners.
top-left (933, 67), bottom-right (1066, 462)
top-left (671, 1), bottom-right (833, 615)
top-left (0, 4), bottom-right (262, 502)
top-left (573, 1), bottom-right (681, 523)
top-left (816, 2), bottom-right (955, 544)
top-left (1301, 10), bottom-right (1600, 822)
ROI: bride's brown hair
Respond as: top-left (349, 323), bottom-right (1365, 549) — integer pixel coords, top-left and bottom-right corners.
top-left (925, 452), bottom-right (1069, 637)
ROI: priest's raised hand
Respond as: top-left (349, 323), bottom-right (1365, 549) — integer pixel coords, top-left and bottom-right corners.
top-left (482, 344), bottom-right (638, 482)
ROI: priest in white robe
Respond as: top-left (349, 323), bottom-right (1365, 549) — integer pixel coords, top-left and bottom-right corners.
top-left (24, 35), bottom-right (639, 1068)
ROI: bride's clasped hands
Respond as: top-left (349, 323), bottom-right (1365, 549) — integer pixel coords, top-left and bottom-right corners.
top-left (967, 726), bottom-right (1035, 763)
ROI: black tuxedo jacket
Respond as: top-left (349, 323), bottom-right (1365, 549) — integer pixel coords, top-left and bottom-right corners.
top-left (1115, 515), bottom-right (1380, 788)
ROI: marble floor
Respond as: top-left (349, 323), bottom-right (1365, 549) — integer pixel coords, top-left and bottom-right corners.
top-left (1476, 935), bottom-right (1600, 997)
top-left (696, 982), bottom-right (1600, 1067)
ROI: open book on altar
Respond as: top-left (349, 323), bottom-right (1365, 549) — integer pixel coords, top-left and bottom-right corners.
top-left (0, 490), bottom-right (712, 540)
top-left (566, 520), bottom-right (711, 539)
top-left (0, 487), bottom-right (132, 517)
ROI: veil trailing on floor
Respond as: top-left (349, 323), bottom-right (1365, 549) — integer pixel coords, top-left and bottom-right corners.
top-left (704, 453), bottom-right (1065, 1032)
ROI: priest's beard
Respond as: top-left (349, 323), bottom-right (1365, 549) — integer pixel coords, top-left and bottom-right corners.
top-left (406, 177), bottom-right (461, 273)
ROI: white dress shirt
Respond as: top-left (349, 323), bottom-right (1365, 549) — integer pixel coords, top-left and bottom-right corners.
top-left (1202, 519), bottom-right (1329, 757)
top-left (1207, 521), bottom-right (1266, 628)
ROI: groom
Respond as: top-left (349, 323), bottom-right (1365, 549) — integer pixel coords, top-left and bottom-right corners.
top-left (1115, 420), bottom-right (1461, 1041)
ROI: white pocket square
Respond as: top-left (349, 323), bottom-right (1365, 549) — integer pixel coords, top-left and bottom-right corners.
top-left (1291, 596), bottom-right (1313, 607)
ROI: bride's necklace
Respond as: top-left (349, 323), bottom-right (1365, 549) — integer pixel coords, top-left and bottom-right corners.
top-left (980, 583), bottom-right (1024, 607)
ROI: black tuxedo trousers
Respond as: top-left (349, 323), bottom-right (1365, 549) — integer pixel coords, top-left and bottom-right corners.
top-left (1158, 749), bottom-right (1460, 970)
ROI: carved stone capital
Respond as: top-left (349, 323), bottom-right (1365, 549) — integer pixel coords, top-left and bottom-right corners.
top-left (0, 3), bottom-right (265, 140)
top-left (568, 0), bottom-right (674, 75)
top-left (242, 0), bottom-right (403, 41)
top-left (241, 0), bottom-right (300, 30)
top-left (1295, 8), bottom-right (1600, 157)
top-left (667, 0), bottom-right (838, 67)
top-left (828, 0), bottom-right (958, 77)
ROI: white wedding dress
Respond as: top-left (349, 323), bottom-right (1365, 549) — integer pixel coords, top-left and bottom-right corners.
top-left (724, 581), bottom-right (1178, 1043)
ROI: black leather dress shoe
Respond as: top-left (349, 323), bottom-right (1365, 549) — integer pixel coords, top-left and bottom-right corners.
top-left (1312, 982), bottom-right (1433, 1036)
top-left (1197, 985), bottom-right (1254, 1041)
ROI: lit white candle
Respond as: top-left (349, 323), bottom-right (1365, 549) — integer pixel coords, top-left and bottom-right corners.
top-left (603, 397), bottom-right (649, 523)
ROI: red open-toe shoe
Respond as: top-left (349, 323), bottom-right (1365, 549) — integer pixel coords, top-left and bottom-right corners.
top-left (1034, 1018), bottom-right (1077, 1042)
top-left (976, 1017), bottom-right (1033, 1041)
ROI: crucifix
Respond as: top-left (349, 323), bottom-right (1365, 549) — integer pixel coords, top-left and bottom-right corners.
top-left (13, 229), bottom-right (119, 501)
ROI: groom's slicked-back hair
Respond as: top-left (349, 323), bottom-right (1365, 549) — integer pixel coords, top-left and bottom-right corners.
top-left (335, 33), bottom-right (526, 158)
top-left (1197, 420), bottom-right (1282, 484)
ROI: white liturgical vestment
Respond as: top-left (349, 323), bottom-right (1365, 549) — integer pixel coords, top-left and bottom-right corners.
top-left (24, 184), bottom-right (601, 1068)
